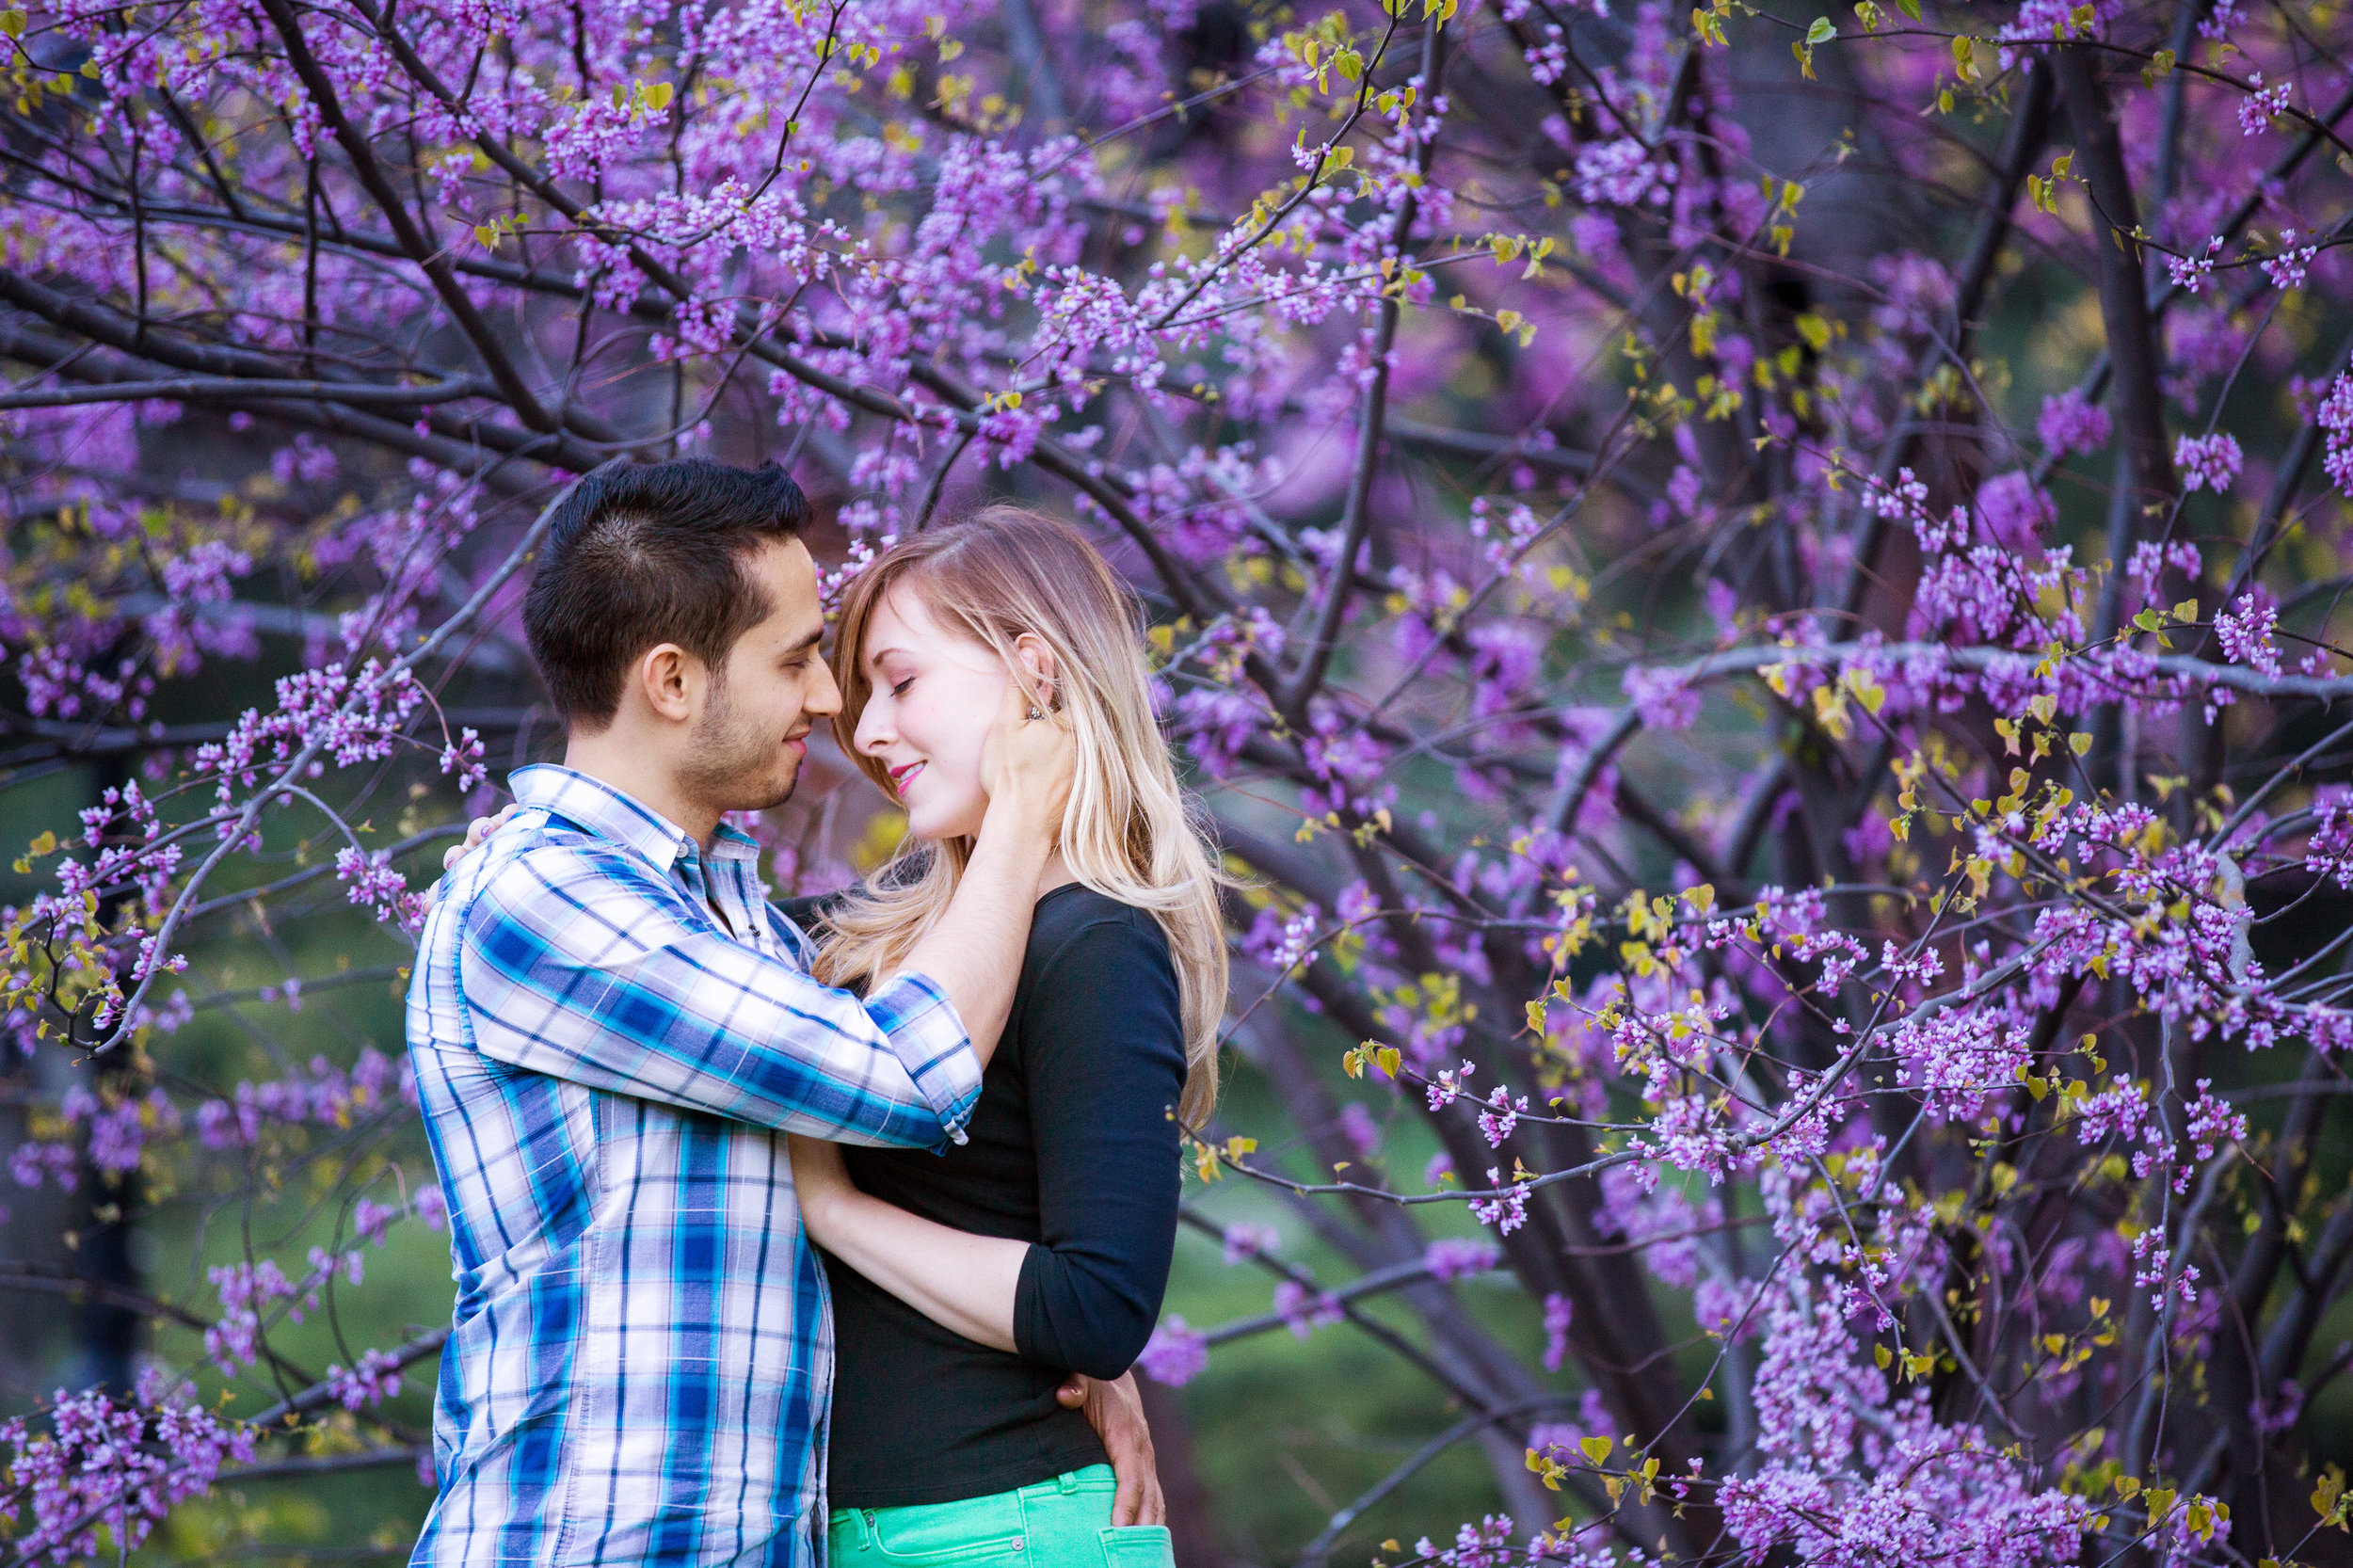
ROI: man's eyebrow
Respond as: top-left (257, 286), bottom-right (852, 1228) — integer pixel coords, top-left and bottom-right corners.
top-left (785, 625), bottom-right (824, 654)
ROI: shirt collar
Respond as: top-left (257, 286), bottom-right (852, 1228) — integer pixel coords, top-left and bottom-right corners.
top-left (510, 764), bottom-right (759, 874)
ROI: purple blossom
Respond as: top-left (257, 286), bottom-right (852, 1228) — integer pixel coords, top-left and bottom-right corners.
top-left (1241, 903), bottom-right (1321, 973)
top-left (2254, 1379), bottom-right (2304, 1435)
top-left (2174, 430), bottom-right (2243, 492)
top-left (2238, 72), bottom-right (2290, 134)
top-left (1136, 1317), bottom-right (1209, 1386)
top-left (2264, 229), bottom-right (2319, 292)
top-left (1337, 1100), bottom-right (1382, 1159)
top-left (1423, 1238), bottom-right (1501, 1280)
top-left (0, 1390), bottom-right (256, 1562)
top-left (9, 1142), bottom-right (77, 1192)
top-left (2168, 235), bottom-right (2222, 294)
top-left (439, 727), bottom-right (488, 792)
top-left (2215, 591), bottom-right (2282, 678)
top-left (1541, 1291), bottom-right (1572, 1372)
top-left (1412, 1516), bottom-right (1515, 1567)
top-left (1468, 1168), bottom-right (1529, 1235)
top-left (1426, 1059), bottom-right (1476, 1111)
top-left (323, 1349), bottom-right (406, 1412)
top-left (2183, 1078), bottom-right (2248, 1160)
top-left (1221, 1223), bottom-right (1280, 1265)
top-left (1475, 1084), bottom-right (1529, 1146)
top-left (2319, 372), bottom-right (2353, 496)
top-left (335, 847), bottom-right (428, 932)
top-left (1272, 1280), bottom-right (1343, 1337)
top-left (2307, 792), bottom-right (2353, 887)
top-left (1623, 664), bottom-right (1701, 730)
top-left (1974, 472), bottom-right (2056, 550)
top-left (2037, 388), bottom-right (2112, 456)
top-left (1573, 137), bottom-right (1666, 206)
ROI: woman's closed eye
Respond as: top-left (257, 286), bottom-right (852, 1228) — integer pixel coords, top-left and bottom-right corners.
top-left (889, 676), bottom-right (916, 697)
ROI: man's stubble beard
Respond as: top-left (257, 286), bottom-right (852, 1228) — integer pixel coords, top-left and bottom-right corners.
top-left (680, 678), bottom-right (801, 815)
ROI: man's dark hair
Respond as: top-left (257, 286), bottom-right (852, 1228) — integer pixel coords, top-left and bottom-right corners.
top-left (523, 458), bottom-right (812, 729)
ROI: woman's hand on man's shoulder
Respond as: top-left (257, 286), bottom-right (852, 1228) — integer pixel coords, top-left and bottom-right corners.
top-left (443, 802), bottom-right (522, 872)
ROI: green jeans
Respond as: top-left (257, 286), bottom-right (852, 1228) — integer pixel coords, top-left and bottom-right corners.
top-left (827, 1464), bottom-right (1174, 1568)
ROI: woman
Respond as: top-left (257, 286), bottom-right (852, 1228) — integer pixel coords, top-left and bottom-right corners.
top-left (451, 506), bottom-right (1223, 1566)
top-left (792, 506), bottom-right (1224, 1566)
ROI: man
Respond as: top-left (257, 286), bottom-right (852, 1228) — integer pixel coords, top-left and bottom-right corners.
top-left (405, 458), bottom-right (1137, 1568)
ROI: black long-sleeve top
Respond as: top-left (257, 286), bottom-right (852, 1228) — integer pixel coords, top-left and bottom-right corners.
top-left (810, 884), bottom-right (1188, 1510)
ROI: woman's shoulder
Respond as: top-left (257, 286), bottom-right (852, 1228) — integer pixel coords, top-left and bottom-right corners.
top-left (776, 888), bottom-right (850, 936)
top-left (1027, 883), bottom-right (1173, 965)
top-left (1018, 887), bottom-right (1184, 1074)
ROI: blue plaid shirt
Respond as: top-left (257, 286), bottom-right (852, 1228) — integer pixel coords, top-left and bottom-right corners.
top-left (406, 765), bottom-right (981, 1568)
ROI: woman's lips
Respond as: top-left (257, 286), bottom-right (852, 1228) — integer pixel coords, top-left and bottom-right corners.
top-left (888, 760), bottom-right (923, 792)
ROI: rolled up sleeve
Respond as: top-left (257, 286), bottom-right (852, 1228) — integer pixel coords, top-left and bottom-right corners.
top-left (457, 842), bottom-right (982, 1148)
top-left (1009, 914), bottom-right (1187, 1376)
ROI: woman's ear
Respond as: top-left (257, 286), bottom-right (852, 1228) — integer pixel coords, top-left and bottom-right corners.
top-left (1011, 632), bottom-right (1061, 712)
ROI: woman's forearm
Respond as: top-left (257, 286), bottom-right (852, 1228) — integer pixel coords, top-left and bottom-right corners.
top-left (811, 1190), bottom-right (1029, 1352)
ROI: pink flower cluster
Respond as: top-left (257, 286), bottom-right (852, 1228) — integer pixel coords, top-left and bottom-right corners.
top-left (2174, 431), bottom-right (2244, 492)
top-left (0, 1389), bottom-right (256, 1563)
top-left (1134, 1317), bottom-right (1209, 1386)
top-left (195, 1048), bottom-right (415, 1149)
top-left (2214, 592), bottom-right (2281, 677)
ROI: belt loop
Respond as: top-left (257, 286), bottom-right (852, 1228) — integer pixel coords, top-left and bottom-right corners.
top-left (1057, 1469), bottom-right (1080, 1496)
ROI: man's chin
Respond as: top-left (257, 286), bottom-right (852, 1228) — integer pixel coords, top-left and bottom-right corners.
top-left (751, 763), bottom-right (801, 813)
top-left (709, 761), bottom-right (800, 820)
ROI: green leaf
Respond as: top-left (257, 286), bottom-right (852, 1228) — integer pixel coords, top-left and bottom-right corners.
top-left (1806, 14), bottom-right (1837, 42)
top-left (1894, 0), bottom-right (1919, 17)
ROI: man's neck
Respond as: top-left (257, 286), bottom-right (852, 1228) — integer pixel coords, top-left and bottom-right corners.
top-left (561, 733), bottom-right (720, 848)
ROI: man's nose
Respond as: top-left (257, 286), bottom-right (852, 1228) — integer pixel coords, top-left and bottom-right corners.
top-left (804, 656), bottom-right (843, 718)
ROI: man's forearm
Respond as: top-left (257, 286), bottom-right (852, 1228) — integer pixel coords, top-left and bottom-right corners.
top-left (896, 824), bottom-right (1049, 1066)
top-left (892, 680), bottom-right (1073, 1064)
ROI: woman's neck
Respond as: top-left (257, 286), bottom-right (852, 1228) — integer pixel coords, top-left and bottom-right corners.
top-left (1035, 847), bottom-right (1077, 901)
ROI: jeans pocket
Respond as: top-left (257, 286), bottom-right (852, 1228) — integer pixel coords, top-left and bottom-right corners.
top-left (867, 1501), bottom-right (1031, 1565)
top-left (1096, 1526), bottom-right (1175, 1568)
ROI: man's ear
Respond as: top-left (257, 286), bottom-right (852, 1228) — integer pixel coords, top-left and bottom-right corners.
top-left (1011, 632), bottom-right (1061, 711)
top-left (635, 644), bottom-right (698, 723)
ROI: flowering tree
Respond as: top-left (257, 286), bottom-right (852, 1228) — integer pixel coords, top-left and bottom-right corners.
top-left (4, 0), bottom-right (2353, 1559)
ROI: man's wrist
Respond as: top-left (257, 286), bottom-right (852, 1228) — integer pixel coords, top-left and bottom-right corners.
top-left (975, 803), bottom-right (1056, 867)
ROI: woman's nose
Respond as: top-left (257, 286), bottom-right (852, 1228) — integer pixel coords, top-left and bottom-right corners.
top-left (854, 702), bottom-right (889, 755)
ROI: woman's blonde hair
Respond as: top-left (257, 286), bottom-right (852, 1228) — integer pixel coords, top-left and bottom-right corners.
top-left (813, 505), bottom-right (1225, 1122)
